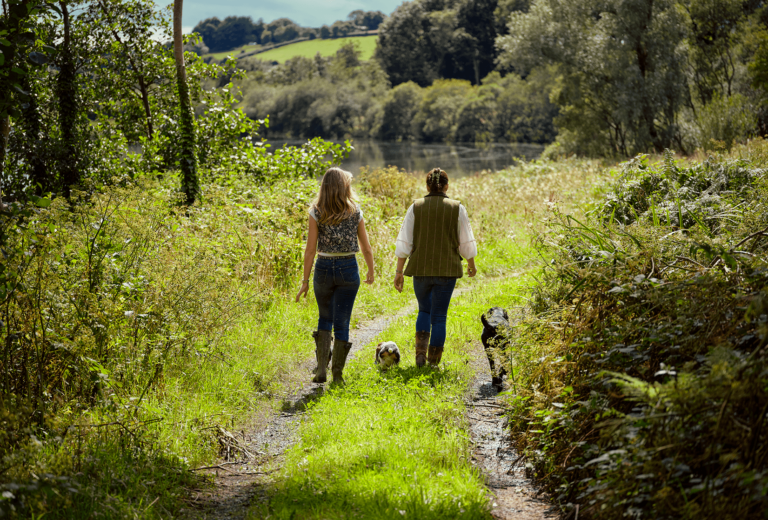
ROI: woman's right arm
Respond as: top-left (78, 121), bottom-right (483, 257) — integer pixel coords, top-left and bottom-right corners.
top-left (296, 215), bottom-right (318, 302)
top-left (393, 204), bottom-right (415, 292)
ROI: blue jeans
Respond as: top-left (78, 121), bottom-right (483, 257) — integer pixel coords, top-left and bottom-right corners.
top-left (313, 256), bottom-right (360, 342)
top-left (413, 276), bottom-right (457, 348)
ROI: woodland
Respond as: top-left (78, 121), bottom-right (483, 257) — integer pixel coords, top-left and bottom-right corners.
top-left (1, 0), bottom-right (768, 519)
top-left (231, 0), bottom-right (768, 152)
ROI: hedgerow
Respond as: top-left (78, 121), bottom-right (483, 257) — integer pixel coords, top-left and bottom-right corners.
top-left (505, 140), bottom-right (768, 519)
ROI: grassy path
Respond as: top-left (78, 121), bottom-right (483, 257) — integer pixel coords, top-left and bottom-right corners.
top-left (242, 274), bottom-right (550, 520)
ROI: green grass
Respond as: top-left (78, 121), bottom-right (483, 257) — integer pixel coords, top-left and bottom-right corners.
top-left (2, 158), bottom-right (606, 518)
top-left (140, 265), bottom-right (415, 468)
top-left (254, 36), bottom-right (377, 63)
top-left (249, 274), bottom-right (533, 520)
top-left (139, 234), bottom-right (526, 468)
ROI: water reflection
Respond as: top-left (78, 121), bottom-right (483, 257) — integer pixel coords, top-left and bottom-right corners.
top-left (265, 139), bottom-right (545, 178)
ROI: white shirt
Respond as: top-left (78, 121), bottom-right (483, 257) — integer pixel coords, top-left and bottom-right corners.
top-left (395, 203), bottom-right (477, 260)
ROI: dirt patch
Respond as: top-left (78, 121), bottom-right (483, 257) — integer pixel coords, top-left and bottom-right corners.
top-left (467, 340), bottom-right (555, 520)
top-left (180, 303), bottom-right (417, 519)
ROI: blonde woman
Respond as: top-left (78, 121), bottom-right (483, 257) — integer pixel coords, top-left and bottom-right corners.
top-left (393, 168), bottom-right (477, 368)
top-left (296, 167), bottom-right (375, 384)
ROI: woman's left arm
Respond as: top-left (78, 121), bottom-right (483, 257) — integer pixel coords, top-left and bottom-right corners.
top-left (296, 215), bottom-right (319, 302)
top-left (358, 219), bottom-right (375, 284)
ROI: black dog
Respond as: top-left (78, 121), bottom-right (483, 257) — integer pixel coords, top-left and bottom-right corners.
top-left (481, 307), bottom-right (511, 392)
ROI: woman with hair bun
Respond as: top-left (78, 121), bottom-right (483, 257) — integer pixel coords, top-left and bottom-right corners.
top-left (393, 168), bottom-right (477, 368)
top-left (296, 167), bottom-right (375, 384)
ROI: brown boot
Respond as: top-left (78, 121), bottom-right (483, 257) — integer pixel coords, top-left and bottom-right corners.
top-left (415, 331), bottom-right (430, 368)
top-left (312, 330), bottom-right (333, 383)
top-left (428, 346), bottom-right (444, 368)
top-left (331, 339), bottom-right (352, 384)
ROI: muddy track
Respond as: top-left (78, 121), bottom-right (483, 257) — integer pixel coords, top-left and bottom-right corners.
top-left (466, 340), bottom-right (554, 519)
top-left (181, 303), bottom-right (418, 519)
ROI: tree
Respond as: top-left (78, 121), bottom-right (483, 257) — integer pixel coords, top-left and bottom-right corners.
top-left (173, 0), bottom-right (199, 204)
top-left (376, 81), bottom-right (424, 140)
top-left (362, 11), bottom-right (386, 30)
top-left (683, 0), bottom-right (750, 104)
top-left (57, 1), bottom-right (80, 197)
top-left (498, 0), bottom-right (689, 156)
top-left (0, 0), bottom-right (45, 206)
top-left (375, 0), bottom-right (500, 86)
top-left (375, 1), bottom-right (442, 86)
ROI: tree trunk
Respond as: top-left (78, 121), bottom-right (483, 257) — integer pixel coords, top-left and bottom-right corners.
top-left (0, 117), bottom-right (8, 211)
top-left (57, 1), bottom-right (80, 197)
top-left (173, 0), bottom-right (199, 205)
top-left (0, 0), bottom-right (32, 207)
top-left (22, 76), bottom-right (48, 194)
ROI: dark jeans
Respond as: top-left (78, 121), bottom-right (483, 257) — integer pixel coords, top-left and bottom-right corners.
top-left (313, 256), bottom-right (360, 342)
top-left (413, 276), bottom-right (458, 348)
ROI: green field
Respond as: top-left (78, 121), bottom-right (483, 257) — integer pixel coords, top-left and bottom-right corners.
top-left (254, 35), bottom-right (377, 63)
top-left (207, 43), bottom-right (262, 61)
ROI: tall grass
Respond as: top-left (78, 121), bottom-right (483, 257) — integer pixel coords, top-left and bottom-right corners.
top-left (0, 155), bottom-right (608, 517)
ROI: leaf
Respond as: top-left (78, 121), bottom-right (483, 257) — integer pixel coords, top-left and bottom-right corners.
top-left (27, 51), bottom-right (48, 65)
top-left (29, 195), bottom-right (51, 208)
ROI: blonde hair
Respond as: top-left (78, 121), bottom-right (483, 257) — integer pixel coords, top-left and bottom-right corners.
top-left (311, 167), bottom-right (358, 225)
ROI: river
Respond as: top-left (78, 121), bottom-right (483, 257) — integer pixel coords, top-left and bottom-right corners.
top-left (265, 139), bottom-right (546, 178)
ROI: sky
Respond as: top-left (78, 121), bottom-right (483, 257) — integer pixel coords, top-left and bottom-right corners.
top-left (177, 0), bottom-right (406, 33)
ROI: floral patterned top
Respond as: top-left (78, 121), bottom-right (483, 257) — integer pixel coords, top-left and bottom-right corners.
top-left (310, 205), bottom-right (363, 254)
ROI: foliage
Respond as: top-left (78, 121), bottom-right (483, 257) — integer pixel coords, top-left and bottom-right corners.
top-left (373, 82), bottom-right (424, 141)
top-left (375, 0), bottom-right (508, 87)
top-left (495, 0), bottom-right (768, 157)
top-left (502, 141), bottom-right (768, 518)
top-left (411, 79), bottom-right (473, 142)
top-left (690, 93), bottom-right (758, 152)
top-left (238, 48), bottom-right (558, 144)
top-left (347, 9), bottom-right (387, 30)
top-left (499, 0), bottom-right (689, 156)
top-left (237, 44), bottom-right (389, 139)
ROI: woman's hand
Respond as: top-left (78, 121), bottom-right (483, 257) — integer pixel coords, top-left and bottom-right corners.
top-left (467, 259), bottom-right (477, 278)
top-left (365, 269), bottom-right (375, 285)
top-left (394, 272), bottom-right (404, 293)
top-left (295, 281), bottom-right (309, 302)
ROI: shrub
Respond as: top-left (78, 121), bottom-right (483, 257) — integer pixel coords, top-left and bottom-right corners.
top-left (695, 94), bottom-right (757, 151)
top-left (412, 79), bottom-right (473, 142)
top-left (503, 142), bottom-right (768, 518)
top-left (374, 81), bottom-right (424, 141)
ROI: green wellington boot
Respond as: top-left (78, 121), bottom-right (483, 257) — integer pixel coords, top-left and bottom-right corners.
top-left (312, 330), bottom-right (333, 383)
top-left (415, 331), bottom-right (430, 368)
top-left (331, 339), bottom-right (353, 384)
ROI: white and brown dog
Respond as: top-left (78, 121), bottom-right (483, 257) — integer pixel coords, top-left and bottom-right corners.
top-left (375, 341), bottom-right (401, 371)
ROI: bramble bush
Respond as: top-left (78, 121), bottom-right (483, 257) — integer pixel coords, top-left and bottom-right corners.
top-left (503, 141), bottom-right (768, 519)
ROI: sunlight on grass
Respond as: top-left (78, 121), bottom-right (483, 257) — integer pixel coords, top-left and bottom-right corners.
top-left (249, 275), bottom-right (532, 520)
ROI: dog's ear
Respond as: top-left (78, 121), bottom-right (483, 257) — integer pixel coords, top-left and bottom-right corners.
top-left (502, 308), bottom-right (509, 321)
top-left (480, 311), bottom-right (489, 328)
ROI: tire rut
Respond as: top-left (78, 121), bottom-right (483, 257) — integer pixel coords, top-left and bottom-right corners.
top-left (181, 303), bottom-right (417, 519)
top-left (467, 341), bottom-right (555, 519)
